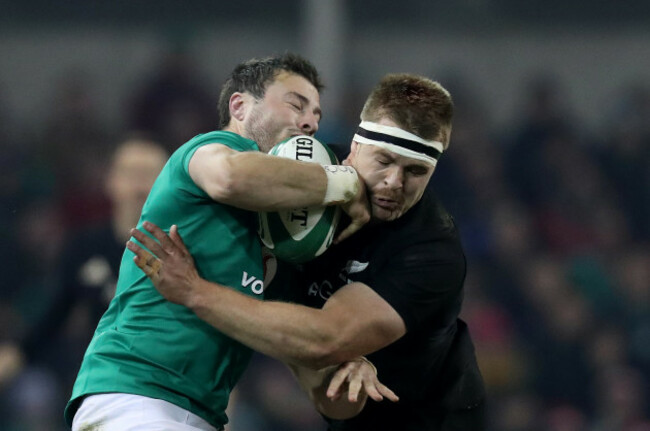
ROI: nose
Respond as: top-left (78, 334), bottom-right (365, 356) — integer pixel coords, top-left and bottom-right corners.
top-left (300, 112), bottom-right (319, 136)
top-left (384, 166), bottom-right (404, 189)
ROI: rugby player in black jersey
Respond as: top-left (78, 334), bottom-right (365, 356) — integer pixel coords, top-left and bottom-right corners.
top-left (130, 73), bottom-right (486, 430)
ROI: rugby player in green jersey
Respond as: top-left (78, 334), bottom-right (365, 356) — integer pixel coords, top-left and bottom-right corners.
top-left (66, 54), bottom-right (395, 431)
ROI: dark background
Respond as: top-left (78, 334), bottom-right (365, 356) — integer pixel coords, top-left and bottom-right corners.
top-left (1, 1), bottom-right (648, 430)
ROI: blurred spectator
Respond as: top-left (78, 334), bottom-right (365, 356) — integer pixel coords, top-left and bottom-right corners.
top-left (592, 366), bottom-right (650, 430)
top-left (0, 197), bottom-right (67, 431)
top-left (505, 74), bottom-right (577, 207)
top-left (461, 273), bottom-right (531, 396)
top-left (0, 41), bottom-right (648, 430)
top-left (544, 404), bottom-right (588, 431)
top-left (0, 135), bottom-right (167, 430)
top-left (491, 391), bottom-right (543, 431)
top-left (599, 83), bottom-right (650, 241)
top-left (127, 48), bottom-right (219, 152)
top-left (38, 70), bottom-right (114, 228)
top-left (613, 248), bottom-right (650, 379)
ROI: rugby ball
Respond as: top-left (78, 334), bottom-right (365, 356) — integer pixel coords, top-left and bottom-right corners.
top-left (258, 136), bottom-right (341, 263)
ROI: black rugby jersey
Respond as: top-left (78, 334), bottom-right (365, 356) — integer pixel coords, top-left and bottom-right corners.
top-left (281, 184), bottom-right (485, 430)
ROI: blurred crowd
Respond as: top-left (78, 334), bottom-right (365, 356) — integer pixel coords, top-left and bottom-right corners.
top-left (0, 50), bottom-right (648, 431)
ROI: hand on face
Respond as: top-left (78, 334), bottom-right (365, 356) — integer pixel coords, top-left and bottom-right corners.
top-left (334, 159), bottom-right (371, 244)
top-left (347, 142), bottom-right (433, 222)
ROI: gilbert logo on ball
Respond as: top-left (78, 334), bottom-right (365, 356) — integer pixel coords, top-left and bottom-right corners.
top-left (258, 136), bottom-right (341, 263)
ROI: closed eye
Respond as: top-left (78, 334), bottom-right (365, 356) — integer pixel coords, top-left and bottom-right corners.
top-left (407, 166), bottom-right (430, 176)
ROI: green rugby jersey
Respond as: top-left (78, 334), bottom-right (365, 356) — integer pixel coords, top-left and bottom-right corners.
top-left (65, 131), bottom-right (265, 428)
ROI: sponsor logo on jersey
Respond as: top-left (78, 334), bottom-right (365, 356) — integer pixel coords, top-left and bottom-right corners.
top-left (308, 280), bottom-right (334, 300)
top-left (241, 271), bottom-right (264, 295)
top-left (345, 260), bottom-right (369, 274)
top-left (307, 260), bottom-right (370, 300)
top-left (337, 260), bottom-right (369, 283)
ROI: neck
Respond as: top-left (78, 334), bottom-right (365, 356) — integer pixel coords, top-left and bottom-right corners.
top-left (223, 122), bottom-right (244, 137)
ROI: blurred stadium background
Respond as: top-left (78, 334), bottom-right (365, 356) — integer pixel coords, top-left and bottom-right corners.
top-left (1, 1), bottom-right (648, 430)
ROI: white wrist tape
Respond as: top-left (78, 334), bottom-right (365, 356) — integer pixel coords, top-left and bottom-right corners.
top-left (322, 165), bottom-right (359, 205)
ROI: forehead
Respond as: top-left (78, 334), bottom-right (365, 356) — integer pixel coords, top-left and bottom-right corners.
top-left (265, 71), bottom-right (320, 101)
top-left (114, 144), bottom-right (166, 169)
top-left (357, 115), bottom-right (440, 168)
top-left (362, 144), bottom-right (432, 169)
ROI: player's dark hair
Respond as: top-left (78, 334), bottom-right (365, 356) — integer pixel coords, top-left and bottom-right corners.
top-left (217, 53), bottom-right (324, 129)
top-left (360, 74), bottom-right (454, 146)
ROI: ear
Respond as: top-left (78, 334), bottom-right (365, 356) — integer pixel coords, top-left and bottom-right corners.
top-left (343, 140), bottom-right (360, 166)
top-left (229, 92), bottom-right (247, 122)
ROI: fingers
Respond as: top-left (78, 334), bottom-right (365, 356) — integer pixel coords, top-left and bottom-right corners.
top-left (169, 224), bottom-right (190, 254)
top-left (335, 182), bottom-right (371, 244)
top-left (327, 363), bottom-right (351, 400)
top-left (129, 221), bottom-right (183, 259)
top-left (346, 371), bottom-right (363, 403)
top-left (327, 359), bottom-right (400, 405)
top-left (142, 221), bottom-right (177, 254)
top-left (126, 222), bottom-right (172, 281)
top-left (349, 376), bottom-right (399, 403)
top-left (377, 382), bottom-right (399, 402)
top-left (129, 226), bottom-right (167, 258)
top-left (126, 241), bottom-right (161, 279)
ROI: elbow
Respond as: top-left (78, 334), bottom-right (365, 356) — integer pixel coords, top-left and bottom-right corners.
top-left (297, 348), bottom-right (337, 370)
top-left (294, 336), bottom-right (356, 370)
top-left (204, 156), bottom-right (246, 203)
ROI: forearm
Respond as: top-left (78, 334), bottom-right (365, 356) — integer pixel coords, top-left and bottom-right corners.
top-left (128, 223), bottom-right (390, 368)
top-left (190, 145), bottom-right (360, 213)
top-left (200, 150), bottom-right (329, 211)
top-left (187, 279), bottom-right (345, 368)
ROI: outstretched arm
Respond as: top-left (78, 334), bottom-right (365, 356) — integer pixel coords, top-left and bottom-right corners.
top-left (127, 222), bottom-right (406, 369)
top-left (188, 144), bottom-right (369, 242)
top-left (127, 222), bottom-right (400, 417)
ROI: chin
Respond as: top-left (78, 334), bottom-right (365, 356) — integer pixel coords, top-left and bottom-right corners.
top-left (371, 205), bottom-right (403, 222)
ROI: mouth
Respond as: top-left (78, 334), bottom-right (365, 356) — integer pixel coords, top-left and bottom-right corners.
top-left (373, 196), bottom-right (400, 211)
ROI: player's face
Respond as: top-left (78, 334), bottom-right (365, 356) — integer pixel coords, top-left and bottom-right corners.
top-left (244, 71), bottom-right (321, 153)
top-left (106, 142), bottom-right (167, 217)
top-left (346, 120), bottom-right (435, 222)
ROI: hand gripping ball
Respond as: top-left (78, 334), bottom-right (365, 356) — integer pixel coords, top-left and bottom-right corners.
top-left (258, 136), bottom-right (341, 263)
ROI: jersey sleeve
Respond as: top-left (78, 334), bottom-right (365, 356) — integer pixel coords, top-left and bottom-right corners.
top-left (159, 132), bottom-right (259, 203)
top-left (180, 132), bottom-right (259, 173)
top-left (359, 236), bottom-right (466, 331)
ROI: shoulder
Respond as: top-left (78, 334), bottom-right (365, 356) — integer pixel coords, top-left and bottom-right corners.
top-left (185, 131), bottom-right (259, 153)
top-left (166, 131), bottom-right (258, 177)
